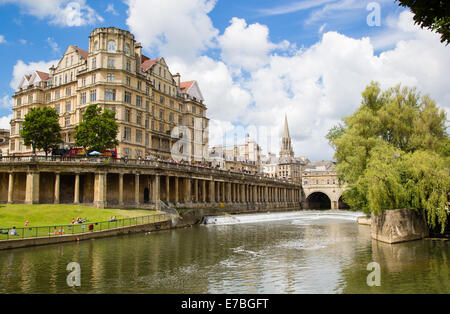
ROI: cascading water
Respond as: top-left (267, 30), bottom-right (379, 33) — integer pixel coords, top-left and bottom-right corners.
top-left (202, 210), bottom-right (363, 225)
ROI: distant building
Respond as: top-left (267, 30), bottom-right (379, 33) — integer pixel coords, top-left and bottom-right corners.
top-left (209, 135), bottom-right (261, 173)
top-left (261, 115), bottom-right (309, 182)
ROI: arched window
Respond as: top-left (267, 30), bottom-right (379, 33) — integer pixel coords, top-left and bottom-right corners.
top-left (107, 40), bottom-right (116, 52)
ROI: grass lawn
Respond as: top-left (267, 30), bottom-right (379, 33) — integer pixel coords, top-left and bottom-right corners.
top-left (0, 204), bottom-right (158, 229)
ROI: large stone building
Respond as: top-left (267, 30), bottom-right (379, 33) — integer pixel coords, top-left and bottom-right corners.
top-left (9, 27), bottom-right (209, 161)
top-left (261, 115), bottom-right (309, 182)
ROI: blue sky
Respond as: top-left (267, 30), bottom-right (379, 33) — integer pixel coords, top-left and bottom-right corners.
top-left (0, 0), bottom-right (448, 161)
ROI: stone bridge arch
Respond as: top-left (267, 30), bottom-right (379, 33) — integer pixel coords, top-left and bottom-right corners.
top-left (302, 187), bottom-right (344, 210)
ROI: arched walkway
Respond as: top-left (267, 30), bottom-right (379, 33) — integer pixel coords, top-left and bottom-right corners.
top-left (305, 192), bottom-right (331, 210)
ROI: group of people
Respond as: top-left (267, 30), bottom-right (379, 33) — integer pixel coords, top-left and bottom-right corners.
top-left (71, 217), bottom-right (87, 225)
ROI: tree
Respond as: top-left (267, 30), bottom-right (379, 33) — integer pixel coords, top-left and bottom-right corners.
top-left (327, 82), bottom-right (449, 232)
top-left (74, 104), bottom-right (118, 153)
top-left (20, 107), bottom-right (62, 157)
top-left (396, 0), bottom-right (450, 45)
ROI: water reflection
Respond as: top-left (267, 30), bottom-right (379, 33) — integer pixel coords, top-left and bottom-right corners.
top-left (0, 211), bottom-right (448, 294)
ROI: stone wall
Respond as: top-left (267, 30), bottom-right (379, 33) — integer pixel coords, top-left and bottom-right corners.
top-left (371, 209), bottom-right (429, 244)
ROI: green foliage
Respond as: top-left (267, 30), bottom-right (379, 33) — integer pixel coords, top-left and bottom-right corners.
top-left (20, 106), bottom-right (62, 156)
top-left (328, 82), bottom-right (449, 232)
top-left (74, 104), bottom-right (119, 152)
top-left (396, 0), bottom-right (450, 45)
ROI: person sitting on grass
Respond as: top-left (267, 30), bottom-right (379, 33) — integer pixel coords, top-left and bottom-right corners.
top-left (109, 216), bottom-right (117, 222)
top-left (10, 227), bottom-right (18, 236)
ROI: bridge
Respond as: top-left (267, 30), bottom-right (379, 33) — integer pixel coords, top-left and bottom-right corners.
top-left (301, 169), bottom-right (349, 210)
top-left (0, 157), bottom-right (302, 223)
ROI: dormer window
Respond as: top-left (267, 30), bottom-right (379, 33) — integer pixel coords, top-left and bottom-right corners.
top-left (107, 41), bottom-right (116, 53)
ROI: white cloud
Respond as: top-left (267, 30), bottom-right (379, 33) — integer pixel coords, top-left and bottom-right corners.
top-left (125, 5), bottom-right (450, 161)
top-left (257, 0), bottom-right (337, 16)
top-left (218, 18), bottom-right (293, 72)
top-left (105, 3), bottom-right (118, 16)
top-left (0, 0), bottom-right (103, 27)
top-left (0, 35), bottom-right (6, 44)
top-left (47, 37), bottom-right (60, 54)
top-left (0, 95), bottom-right (13, 109)
top-left (19, 39), bottom-right (27, 45)
top-left (0, 114), bottom-right (12, 130)
top-left (125, 0), bottom-right (218, 61)
top-left (10, 59), bottom-right (59, 90)
top-left (169, 56), bottom-right (252, 122)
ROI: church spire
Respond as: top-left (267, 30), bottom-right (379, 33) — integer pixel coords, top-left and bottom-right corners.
top-left (280, 114), bottom-right (294, 158)
top-left (283, 113), bottom-right (290, 138)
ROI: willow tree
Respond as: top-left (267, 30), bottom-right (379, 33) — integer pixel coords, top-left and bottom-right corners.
top-left (327, 82), bottom-right (449, 233)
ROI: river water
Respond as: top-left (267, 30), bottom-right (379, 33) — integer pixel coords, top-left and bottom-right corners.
top-left (0, 210), bottom-right (448, 294)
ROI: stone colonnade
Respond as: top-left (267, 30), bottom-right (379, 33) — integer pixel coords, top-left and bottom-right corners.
top-left (0, 165), bottom-right (302, 210)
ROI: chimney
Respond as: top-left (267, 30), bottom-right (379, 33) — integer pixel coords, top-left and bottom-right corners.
top-left (135, 42), bottom-right (142, 72)
top-left (173, 73), bottom-right (181, 87)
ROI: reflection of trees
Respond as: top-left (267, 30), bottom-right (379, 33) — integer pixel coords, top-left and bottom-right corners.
top-left (340, 239), bottom-right (449, 294)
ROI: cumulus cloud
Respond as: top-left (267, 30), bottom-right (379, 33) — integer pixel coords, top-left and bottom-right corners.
top-left (218, 18), bottom-right (293, 72)
top-left (10, 59), bottom-right (59, 90)
top-left (125, 0), bottom-right (218, 61)
top-left (105, 3), bottom-right (118, 16)
top-left (0, 0), bottom-right (103, 26)
top-left (124, 5), bottom-right (450, 161)
top-left (0, 114), bottom-right (12, 130)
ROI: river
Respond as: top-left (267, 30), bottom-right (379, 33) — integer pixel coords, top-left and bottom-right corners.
top-left (0, 210), bottom-right (448, 294)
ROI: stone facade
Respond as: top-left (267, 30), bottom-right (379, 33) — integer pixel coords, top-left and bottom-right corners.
top-left (0, 158), bottom-right (302, 214)
top-left (9, 27), bottom-right (209, 161)
top-left (301, 161), bottom-right (346, 210)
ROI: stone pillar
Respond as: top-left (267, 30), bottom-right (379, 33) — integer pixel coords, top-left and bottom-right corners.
top-left (166, 176), bottom-right (170, 203)
top-left (193, 179), bottom-right (198, 203)
top-left (25, 172), bottom-right (40, 205)
top-left (153, 175), bottom-right (160, 210)
top-left (209, 180), bottom-right (215, 203)
top-left (264, 186), bottom-right (268, 203)
top-left (74, 173), bottom-right (80, 204)
top-left (222, 182), bottom-right (225, 203)
top-left (227, 182), bottom-right (231, 203)
top-left (135, 173), bottom-right (140, 205)
top-left (202, 180), bottom-right (206, 203)
top-left (7, 172), bottom-right (14, 204)
top-left (118, 173), bottom-right (124, 206)
top-left (94, 172), bottom-right (107, 209)
top-left (174, 177), bottom-right (179, 204)
top-left (54, 173), bottom-right (60, 204)
top-left (185, 178), bottom-right (191, 203)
